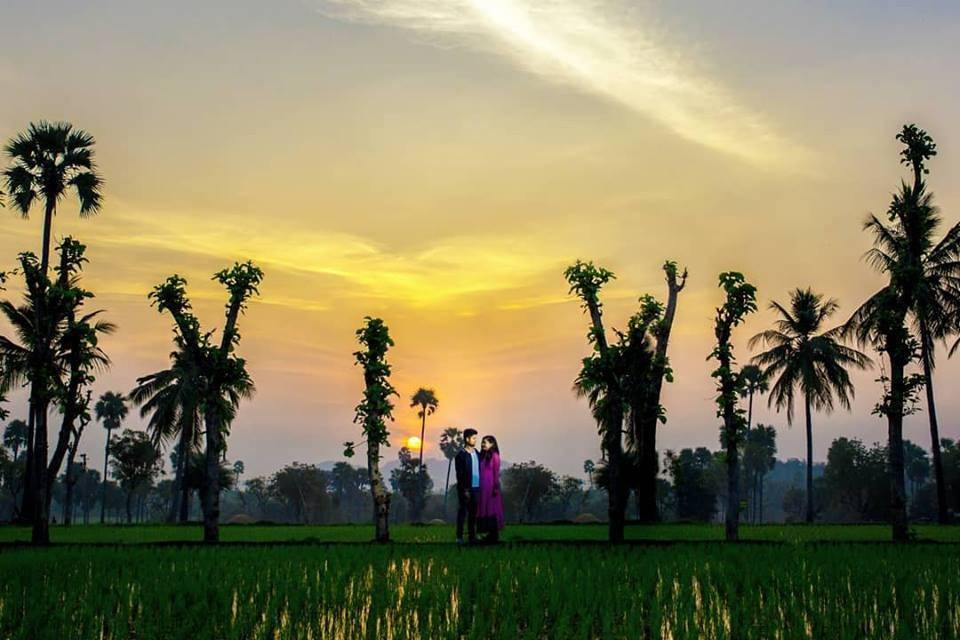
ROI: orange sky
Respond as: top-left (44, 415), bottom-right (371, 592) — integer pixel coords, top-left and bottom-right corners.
top-left (2, 1), bottom-right (960, 479)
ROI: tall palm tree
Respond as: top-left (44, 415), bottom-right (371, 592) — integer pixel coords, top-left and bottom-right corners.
top-left (845, 125), bottom-right (960, 537)
top-left (889, 125), bottom-right (960, 525)
top-left (409, 387), bottom-right (438, 521)
top-left (410, 388), bottom-right (438, 471)
top-left (739, 364), bottom-right (769, 431)
top-left (750, 288), bottom-right (871, 523)
top-left (3, 121), bottom-right (103, 274)
top-left (95, 391), bottom-right (128, 524)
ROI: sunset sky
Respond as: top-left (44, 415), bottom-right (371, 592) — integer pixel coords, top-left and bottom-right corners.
top-left (2, 1), bottom-right (960, 480)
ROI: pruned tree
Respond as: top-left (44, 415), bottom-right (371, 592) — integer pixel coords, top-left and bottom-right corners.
top-left (709, 272), bottom-right (757, 541)
top-left (345, 317), bottom-right (398, 542)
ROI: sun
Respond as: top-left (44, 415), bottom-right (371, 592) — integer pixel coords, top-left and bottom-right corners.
top-left (406, 436), bottom-right (422, 451)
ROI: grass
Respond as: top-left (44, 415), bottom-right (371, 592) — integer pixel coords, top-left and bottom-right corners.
top-left (1, 521), bottom-right (959, 544)
top-left (2, 540), bottom-right (959, 639)
top-left (3, 524), bottom-right (959, 638)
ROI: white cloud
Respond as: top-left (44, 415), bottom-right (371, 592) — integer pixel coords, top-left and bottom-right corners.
top-left (315, 0), bottom-right (808, 168)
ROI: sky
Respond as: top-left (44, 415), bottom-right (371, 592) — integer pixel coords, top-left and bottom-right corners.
top-left (1, 0), bottom-right (960, 481)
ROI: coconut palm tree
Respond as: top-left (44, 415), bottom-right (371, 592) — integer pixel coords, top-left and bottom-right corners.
top-left (3, 121), bottom-right (103, 274)
top-left (129, 350), bottom-right (202, 523)
top-left (3, 419), bottom-right (28, 461)
top-left (891, 124), bottom-right (960, 525)
top-left (750, 289), bottom-right (871, 523)
top-left (845, 125), bottom-right (960, 538)
top-left (95, 391), bottom-right (128, 524)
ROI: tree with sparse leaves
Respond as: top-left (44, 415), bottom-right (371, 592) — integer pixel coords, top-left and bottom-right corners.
top-left (709, 272), bottom-right (757, 542)
top-left (345, 317), bottom-right (398, 542)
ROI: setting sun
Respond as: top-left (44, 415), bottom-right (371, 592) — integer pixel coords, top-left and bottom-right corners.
top-left (406, 436), bottom-right (422, 451)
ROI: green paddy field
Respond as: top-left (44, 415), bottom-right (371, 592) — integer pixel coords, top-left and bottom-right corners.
top-left (2, 523), bottom-right (958, 639)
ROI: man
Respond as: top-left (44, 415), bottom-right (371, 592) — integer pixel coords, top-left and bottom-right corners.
top-left (454, 428), bottom-right (480, 544)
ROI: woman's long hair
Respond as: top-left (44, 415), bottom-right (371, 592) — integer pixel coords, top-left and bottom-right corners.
top-left (481, 435), bottom-right (500, 462)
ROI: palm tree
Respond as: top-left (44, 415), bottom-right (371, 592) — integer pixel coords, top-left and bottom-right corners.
top-left (410, 387), bottom-right (438, 521)
top-left (583, 459), bottom-right (595, 490)
top-left (410, 388), bottom-right (438, 472)
top-left (129, 350), bottom-right (202, 523)
top-left (95, 391), bottom-right (128, 524)
top-left (739, 364), bottom-right (769, 430)
top-left (3, 419), bottom-right (28, 461)
top-left (3, 121), bottom-right (103, 274)
top-left (893, 125), bottom-right (959, 525)
top-left (845, 125), bottom-right (960, 538)
top-left (750, 289), bottom-right (871, 523)
top-left (438, 427), bottom-right (463, 519)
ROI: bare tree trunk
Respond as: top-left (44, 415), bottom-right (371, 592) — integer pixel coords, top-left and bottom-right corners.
top-left (443, 458), bottom-right (452, 521)
top-left (31, 401), bottom-right (50, 544)
top-left (202, 409), bottom-right (221, 543)
top-left (724, 425), bottom-right (740, 541)
top-left (804, 396), bottom-right (814, 524)
top-left (101, 426), bottom-right (112, 524)
top-left (887, 351), bottom-right (909, 543)
top-left (919, 322), bottom-right (949, 524)
top-left (20, 403), bottom-right (36, 523)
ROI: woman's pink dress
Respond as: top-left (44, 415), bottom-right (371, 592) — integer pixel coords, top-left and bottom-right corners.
top-left (477, 452), bottom-right (504, 532)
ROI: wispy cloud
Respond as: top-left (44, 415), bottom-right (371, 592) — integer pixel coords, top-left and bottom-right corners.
top-left (315, 0), bottom-right (807, 167)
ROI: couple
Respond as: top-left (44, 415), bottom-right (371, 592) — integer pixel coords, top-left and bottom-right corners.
top-left (454, 428), bottom-right (504, 544)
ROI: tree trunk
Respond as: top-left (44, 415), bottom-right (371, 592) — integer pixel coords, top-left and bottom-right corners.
top-left (719, 341), bottom-right (740, 542)
top-left (31, 401), bottom-right (50, 544)
top-left (181, 486), bottom-right (191, 523)
top-left (202, 410), bottom-right (221, 543)
top-left (416, 411), bottom-right (426, 522)
top-left (443, 458), bottom-right (452, 521)
top-left (636, 265), bottom-right (686, 523)
top-left (167, 435), bottom-right (186, 523)
top-left (63, 466), bottom-right (77, 527)
top-left (918, 320), bottom-right (949, 524)
top-left (367, 440), bottom-right (391, 542)
top-left (724, 422), bottom-right (740, 541)
top-left (606, 406), bottom-right (627, 542)
top-left (125, 490), bottom-right (133, 524)
top-left (585, 299), bottom-right (627, 542)
top-left (101, 426), bottom-right (112, 524)
top-left (804, 396), bottom-right (814, 524)
top-left (20, 403), bottom-right (37, 523)
top-left (40, 199), bottom-right (55, 275)
top-left (887, 350), bottom-right (909, 543)
top-left (758, 473), bottom-right (764, 523)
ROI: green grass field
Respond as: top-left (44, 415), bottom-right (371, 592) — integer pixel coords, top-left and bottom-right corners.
top-left (1, 521), bottom-right (959, 544)
top-left (3, 524), bottom-right (960, 639)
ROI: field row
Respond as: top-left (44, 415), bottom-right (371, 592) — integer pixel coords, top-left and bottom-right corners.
top-left (2, 543), bottom-right (959, 639)
top-left (1, 522), bottom-right (960, 544)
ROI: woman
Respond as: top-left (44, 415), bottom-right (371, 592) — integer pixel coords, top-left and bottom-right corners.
top-left (476, 435), bottom-right (504, 543)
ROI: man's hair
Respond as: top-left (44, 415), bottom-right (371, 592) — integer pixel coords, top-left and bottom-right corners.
top-left (463, 428), bottom-right (478, 440)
